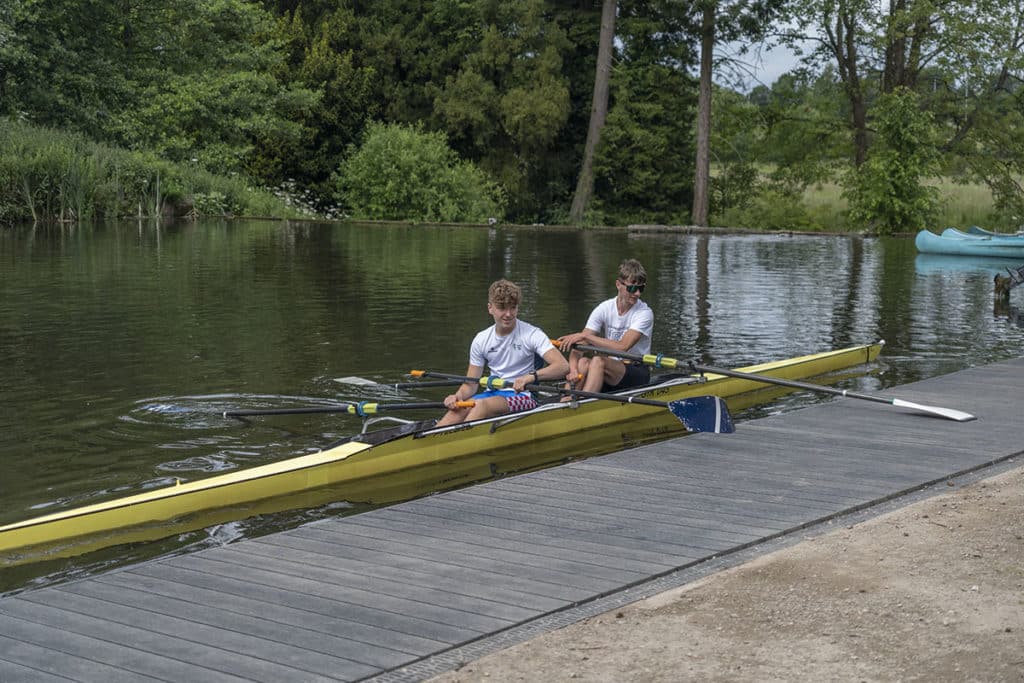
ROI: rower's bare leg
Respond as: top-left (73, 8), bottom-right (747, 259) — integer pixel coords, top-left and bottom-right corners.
top-left (582, 356), bottom-right (626, 392)
top-left (464, 396), bottom-right (510, 421)
top-left (436, 405), bottom-right (472, 426)
top-left (562, 357), bottom-right (591, 402)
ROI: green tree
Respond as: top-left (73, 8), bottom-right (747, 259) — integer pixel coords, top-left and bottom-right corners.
top-left (334, 122), bottom-right (504, 223)
top-left (844, 88), bottom-right (939, 234)
top-left (593, 63), bottom-right (696, 224)
top-left (432, 0), bottom-right (573, 220)
top-left (243, 6), bottom-right (377, 193)
top-left (6, 0), bottom-right (315, 180)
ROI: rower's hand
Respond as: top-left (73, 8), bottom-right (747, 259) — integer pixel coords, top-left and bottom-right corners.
top-left (557, 332), bottom-right (588, 351)
top-left (443, 394), bottom-right (463, 409)
top-left (512, 374), bottom-right (532, 392)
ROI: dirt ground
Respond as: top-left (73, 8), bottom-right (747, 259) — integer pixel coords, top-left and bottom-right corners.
top-left (430, 464), bottom-right (1024, 682)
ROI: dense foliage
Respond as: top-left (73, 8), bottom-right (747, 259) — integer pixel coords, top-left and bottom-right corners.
top-left (2, 0), bottom-right (1023, 229)
top-left (1, 0), bottom-right (706, 225)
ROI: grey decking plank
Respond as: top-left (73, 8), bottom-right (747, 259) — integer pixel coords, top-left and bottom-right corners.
top-left (260, 532), bottom-right (598, 602)
top-left (93, 570), bottom-right (447, 656)
top-left (437, 486), bottom-right (829, 550)
top-left (57, 580), bottom-right (414, 670)
top-left (579, 441), bottom-right (960, 492)
top-left (10, 591), bottom-right (373, 681)
top-left (0, 632), bottom-right (158, 683)
top-left (401, 495), bottom-right (716, 557)
top-left (335, 508), bottom-right (681, 574)
top-left (235, 537), bottom-right (568, 612)
top-left (196, 544), bottom-right (543, 623)
top-left (0, 608), bottom-right (270, 682)
top-left (487, 469), bottom-right (863, 520)
top-left (492, 469), bottom-right (875, 532)
top-left (306, 515), bottom-right (653, 579)
top-left (162, 553), bottom-right (521, 631)
top-left (251, 533), bottom-right (591, 602)
top-left (0, 658), bottom-right (77, 683)
top-left (127, 562), bottom-right (478, 644)
top-left (423, 480), bottom-right (835, 532)
top-left (519, 447), bottom-right (898, 498)
top-left (294, 522), bottom-right (645, 588)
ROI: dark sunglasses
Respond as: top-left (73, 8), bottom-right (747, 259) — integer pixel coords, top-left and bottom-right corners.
top-left (619, 280), bottom-right (645, 293)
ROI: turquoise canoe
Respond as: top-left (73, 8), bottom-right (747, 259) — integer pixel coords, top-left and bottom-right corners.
top-left (915, 229), bottom-right (1024, 258)
top-left (967, 226), bottom-right (1024, 239)
top-left (941, 227), bottom-right (1024, 243)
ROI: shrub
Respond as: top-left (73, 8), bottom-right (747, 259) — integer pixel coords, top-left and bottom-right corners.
top-left (334, 122), bottom-right (504, 223)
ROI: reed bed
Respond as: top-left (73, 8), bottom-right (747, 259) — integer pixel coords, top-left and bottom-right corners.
top-left (0, 120), bottom-right (300, 225)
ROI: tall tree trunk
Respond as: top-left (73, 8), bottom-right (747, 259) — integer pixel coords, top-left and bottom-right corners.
top-left (691, 2), bottom-right (715, 227)
top-left (825, 3), bottom-right (868, 166)
top-left (569, 0), bottom-right (616, 224)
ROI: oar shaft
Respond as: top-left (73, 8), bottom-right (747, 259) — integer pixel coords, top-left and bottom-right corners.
top-left (570, 343), bottom-right (975, 422)
top-left (224, 401), bottom-right (469, 418)
top-left (225, 405), bottom-right (355, 417)
top-left (691, 364), bottom-right (886, 404)
top-left (411, 369), bottom-right (670, 407)
top-left (409, 369), bottom-right (735, 433)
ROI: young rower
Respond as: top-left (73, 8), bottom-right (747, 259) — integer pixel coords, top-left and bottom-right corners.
top-left (436, 279), bottom-right (569, 426)
top-left (557, 258), bottom-right (654, 395)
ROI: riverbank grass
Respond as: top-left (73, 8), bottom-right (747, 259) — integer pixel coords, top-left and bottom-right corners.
top-left (0, 119), bottom-right (303, 225)
top-left (714, 168), bottom-right (1005, 233)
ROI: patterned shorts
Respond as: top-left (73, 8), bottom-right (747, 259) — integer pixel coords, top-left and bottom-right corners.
top-left (472, 389), bottom-right (538, 414)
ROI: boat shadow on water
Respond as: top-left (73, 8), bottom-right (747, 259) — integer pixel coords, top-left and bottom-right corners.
top-left (914, 253), bottom-right (1024, 276)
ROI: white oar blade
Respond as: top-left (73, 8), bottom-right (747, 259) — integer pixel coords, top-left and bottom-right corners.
top-left (333, 376), bottom-right (380, 386)
top-left (891, 399), bottom-right (976, 422)
top-left (669, 396), bottom-right (735, 434)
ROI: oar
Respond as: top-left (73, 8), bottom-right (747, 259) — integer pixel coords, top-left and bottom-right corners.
top-left (408, 370), bottom-right (734, 434)
top-left (567, 343), bottom-right (976, 422)
top-left (223, 400), bottom-right (473, 418)
top-left (333, 376), bottom-right (464, 389)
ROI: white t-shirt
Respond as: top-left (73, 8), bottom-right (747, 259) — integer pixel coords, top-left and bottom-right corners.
top-left (584, 298), bottom-right (654, 355)
top-left (469, 320), bottom-right (555, 378)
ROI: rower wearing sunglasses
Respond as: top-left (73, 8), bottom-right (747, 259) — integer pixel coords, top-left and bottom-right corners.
top-left (557, 258), bottom-right (654, 397)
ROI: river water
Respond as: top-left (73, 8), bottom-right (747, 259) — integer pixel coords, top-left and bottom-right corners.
top-left (2, 220), bottom-right (1022, 592)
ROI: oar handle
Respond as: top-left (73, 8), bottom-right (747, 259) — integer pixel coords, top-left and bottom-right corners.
top-left (555, 341), bottom-right (682, 369)
top-left (343, 401), bottom-right (474, 416)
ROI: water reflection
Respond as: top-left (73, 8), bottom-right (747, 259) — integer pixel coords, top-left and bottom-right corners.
top-left (2, 221), bottom-right (1024, 593)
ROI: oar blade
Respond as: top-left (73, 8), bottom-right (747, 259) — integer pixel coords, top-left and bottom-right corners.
top-left (669, 396), bottom-right (735, 434)
top-left (891, 399), bottom-right (976, 422)
top-left (332, 376), bottom-right (380, 386)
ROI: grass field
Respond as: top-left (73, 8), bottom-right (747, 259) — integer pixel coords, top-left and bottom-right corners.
top-left (713, 171), bottom-right (1009, 234)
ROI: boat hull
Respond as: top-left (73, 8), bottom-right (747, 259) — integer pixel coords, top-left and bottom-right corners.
top-left (966, 226), bottom-right (1024, 239)
top-left (0, 342), bottom-right (883, 559)
top-left (917, 229), bottom-right (1024, 258)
